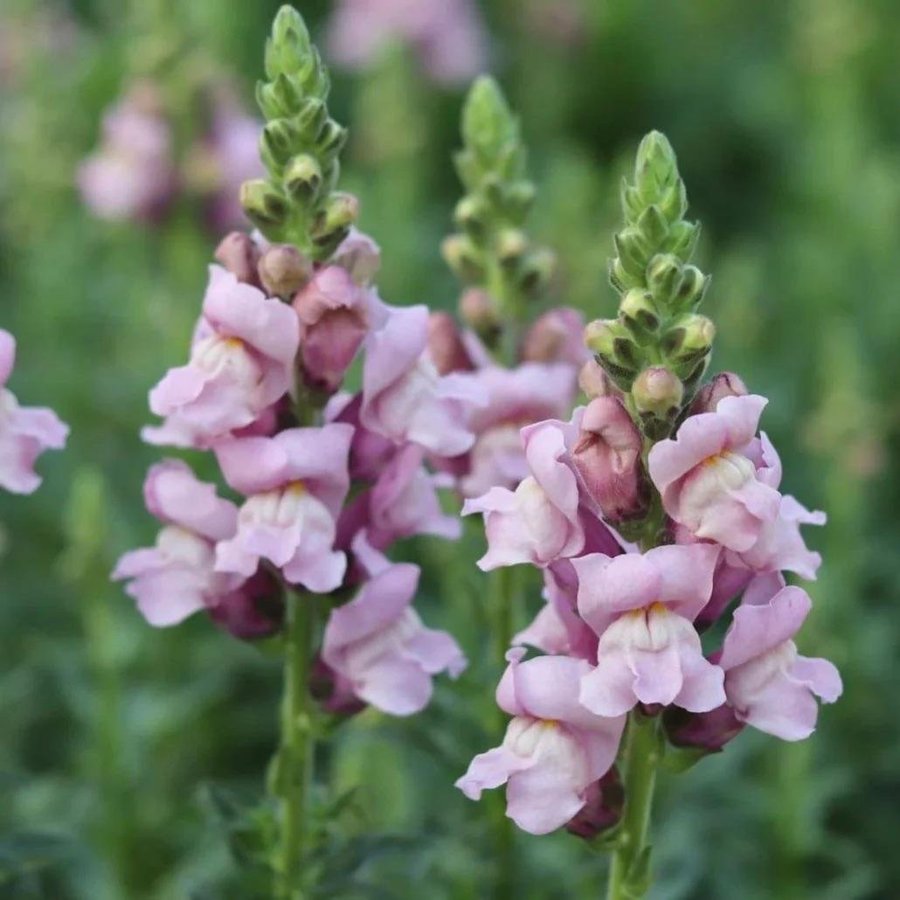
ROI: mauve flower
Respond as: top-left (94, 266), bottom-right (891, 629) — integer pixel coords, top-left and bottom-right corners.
top-left (321, 535), bottom-right (466, 715)
top-left (78, 82), bottom-right (176, 222)
top-left (112, 460), bottom-right (241, 626)
top-left (361, 305), bottom-right (481, 457)
top-left (574, 544), bottom-right (725, 716)
top-left (144, 265), bottom-right (299, 447)
top-left (209, 567), bottom-right (284, 640)
top-left (456, 363), bottom-right (577, 498)
top-left (648, 394), bottom-right (782, 552)
top-left (327, 0), bottom-right (488, 86)
top-left (293, 265), bottom-right (374, 393)
top-left (214, 424), bottom-right (353, 592)
top-left (572, 396), bottom-right (647, 522)
top-left (520, 307), bottom-right (589, 367)
top-left (325, 392), bottom-right (395, 482)
top-left (0, 329), bottom-right (68, 494)
top-left (719, 584), bottom-right (842, 740)
top-left (463, 417), bottom-right (585, 570)
top-left (456, 649), bottom-right (626, 835)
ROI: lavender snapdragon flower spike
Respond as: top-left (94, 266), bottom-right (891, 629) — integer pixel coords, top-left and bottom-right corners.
top-left (458, 132), bottom-right (841, 898)
top-left (112, 8), bottom-right (476, 896)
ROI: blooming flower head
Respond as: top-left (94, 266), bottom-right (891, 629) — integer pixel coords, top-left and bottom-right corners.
top-left (321, 535), bottom-right (466, 715)
top-left (145, 265), bottom-right (299, 447)
top-left (719, 583), bottom-right (842, 740)
top-left (78, 82), bottom-right (176, 222)
top-left (214, 424), bottom-right (353, 592)
top-left (456, 649), bottom-right (625, 835)
top-left (574, 544), bottom-right (726, 716)
top-left (326, 0), bottom-right (488, 85)
top-left (112, 460), bottom-right (241, 626)
top-left (0, 328), bottom-right (68, 494)
top-left (648, 394), bottom-right (782, 551)
top-left (361, 304), bottom-right (481, 457)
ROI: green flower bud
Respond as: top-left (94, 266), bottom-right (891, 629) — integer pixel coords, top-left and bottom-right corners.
top-left (585, 319), bottom-right (641, 389)
top-left (310, 192), bottom-right (359, 254)
top-left (636, 204), bottom-right (669, 248)
top-left (315, 119), bottom-right (347, 158)
top-left (240, 179), bottom-right (289, 229)
top-left (663, 314), bottom-right (715, 363)
top-left (664, 220), bottom-right (700, 260)
top-left (454, 196), bottom-right (488, 238)
top-left (620, 289), bottom-right (660, 341)
top-left (633, 366), bottom-right (684, 418)
top-left (283, 154), bottom-right (323, 202)
top-left (517, 247), bottom-right (556, 296)
top-left (262, 119), bottom-right (300, 168)
top-left (442, 234), bottom-right (484, 283)
top-left (503, 180), bottom-right (536, 220)
top-left (613, 227), bottom-right (652, 279)
top-left (635, 131), bottom-right (678, 201)
top-left (496, 228), bottom-right (529, 268)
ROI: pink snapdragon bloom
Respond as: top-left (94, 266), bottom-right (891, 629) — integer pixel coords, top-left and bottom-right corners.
top-left (0, 329), bottom-right (68, 494)
top-left (292, 265), bottom-right (375, 393)
top-left (574, 544), bottom-right (726, 716)
top-left (321, 536), bottom-right (466, 715)
top-left (78, 82), bottom-right (176, 222)
top-left (214, 425), bottom-right (353, 591)
top-left (327, 0), bottom-right (488, 86)
top-left (463, 417), bottom-right (585, 570)
top-left (648, 394), bottom-right (782, 551)
top-left (111, 460), bottom-right (241, 626)
top-left (361, 305), bottom-right (481, 457)
top-left (719, 584), bottom-right (842, 740)
top-left (456, 649), bottom-right (626, 835)
top-left (520, 307), bottom-right (590, 367)
top-left (331, 228), bottom-right (381, 286)
top-left (145, 265), bottom-right (299, 447)
top-left (457, 363), bottom-right (577, 498)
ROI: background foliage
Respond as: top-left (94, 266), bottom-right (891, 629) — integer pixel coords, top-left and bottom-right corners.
top-left (1, 1), bottom-right (898, 897)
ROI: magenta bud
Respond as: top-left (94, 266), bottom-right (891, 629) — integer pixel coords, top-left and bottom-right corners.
top-left (258, 244), bottom-right (312, 297)
top-left (209, 568), bottom-right (284, 640)
top-left (427, 312), bottom-right (475, 375)
top-left (689, 371), bottom-right (749, 415)
top-left (565, 768), bottom-right (624, 840)
top-left (214, 232), bottom-right (260, 285)
top-left (520, 307), bottom-right (585, 365)
top-left (572, 396), bottom-right (647, 522)
top-left (663, 704), bottom-right (744, 754)
top-left (310, 657), bottom-right (367, 718)
top-left (578, 360), bottom-right (616, 399)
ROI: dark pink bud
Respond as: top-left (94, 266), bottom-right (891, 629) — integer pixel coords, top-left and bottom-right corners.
top-left (578, 359), bottom-right (616, 399)
top-left (214, 232), bottom-right (260, 286)
top-left (520, 307), bottom-right (586, 366)
top-left (209, 568), bottom-right (284, 640)
top-left (292, 266), bottom-right (370, 393)
top-left (427, 312), bottom-right (475, 375)
top-left (258, 244), bottom-right (312, 297)
top-left (689, 372), bottom-right (748, 415)
top-left (310, 657), bottom-right (367, 717)
top-left (663, 704), bottom-right (744, 754)
top-left (572, 397), bottom-right (648, 522)
top-left (565, 768), bottom-right (624, 839)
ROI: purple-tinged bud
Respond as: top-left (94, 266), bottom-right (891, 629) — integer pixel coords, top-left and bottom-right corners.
top-left (689, 371), bottom-right (749, 415)
top-left (565, 768), bottom-right (624, 840)
top-left (310, 657), bottom-right (367, 718)
top-left (258, 243), bottom-right (312, 297)
top-left (330, 228), bottom-right (381, 285)
top-left (578, 360), bottom-right (616, 399)
top-left (459, 287), bottom-right (499, 332)
top-left (663, 704), bottom-right (744, 756)
top-left (572, 396), bottom-right (648, 522)
top-left (520, 307), bottom-right (586, 366)
top-left (427, 312), bottom-right (475, 375)
top-left (209, 568), bottom-right (284, 640)
top-left (214, 232), bottom-right (260, 285)
top-left (632, 366), bottom-right (683, 418)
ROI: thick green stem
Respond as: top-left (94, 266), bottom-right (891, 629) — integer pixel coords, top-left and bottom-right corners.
top-left (606, 714), bottom-right (662, 900)
top-left (276, 590), bottom-right (317, 900)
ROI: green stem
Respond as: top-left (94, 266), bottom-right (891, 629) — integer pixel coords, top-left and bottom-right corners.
top-left (276, 590), bottom-right (317, 900)
top-left (606, 713), bottom-right (662, 900)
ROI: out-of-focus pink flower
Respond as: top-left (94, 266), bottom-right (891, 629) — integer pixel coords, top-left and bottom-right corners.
top-left (78, 82), bottom-right (176, 222)
top-left (209, 567), bottom-right (284, 640)
top-left (144, 265), bottom-right (299, 447)
top-left (574, 544), bottom-right (725, 716)
top-left (648, 394), bottom-right (782, 551)
top-left (565, 769), bottom-right (623, 839)
top-left (321, 535), bottom-right (466, 715)
top-left (293, 265), bottom-right (373, 393)
top-left (361, 305), bottom-right (481, 457)
top-left (0, 329), bottom-right (68, 494)
top-left (327, 0), bottom-right (488, 86)
top-left (112, 460), bottom-right (241, 626)
top-left (427, 312), bottom-right (475, 376)
top-left (325, 392), bottom-right (395, 482)
top-left (456, 649), bottom-right (626, 835)
top-left (463, 417), bottom-right (585, 570)
top-left (719, 584), bottom-right (842, 740)
top-left (520, 308), bottom-right (589, 367)
top-left (214, 424), bottom-right (353, 591)
top-left (456, 363), bottom-right (577, 498)
top-left (330, 228), bottom-right (381, 286)
top-left (572, 396), bottom-right (647, 522)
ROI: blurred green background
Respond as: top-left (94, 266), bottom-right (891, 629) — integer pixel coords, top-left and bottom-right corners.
top-left (1, 0), bottom-right (898, 897)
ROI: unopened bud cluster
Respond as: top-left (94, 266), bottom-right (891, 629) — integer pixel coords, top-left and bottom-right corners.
top-left (586, 132), bottom-right (713, 438)
top-left (242, 7), bottom-right (355, 258)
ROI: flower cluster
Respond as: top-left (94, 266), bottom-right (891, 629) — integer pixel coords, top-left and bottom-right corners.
top-left (456, 132), bottom-right (841, 838)
top-left (113, 225), bottom-right (473, 715)
top-left (0, 328), bottom-right (68, 494)
top-left (79, 80), bottom-right (263, 230)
